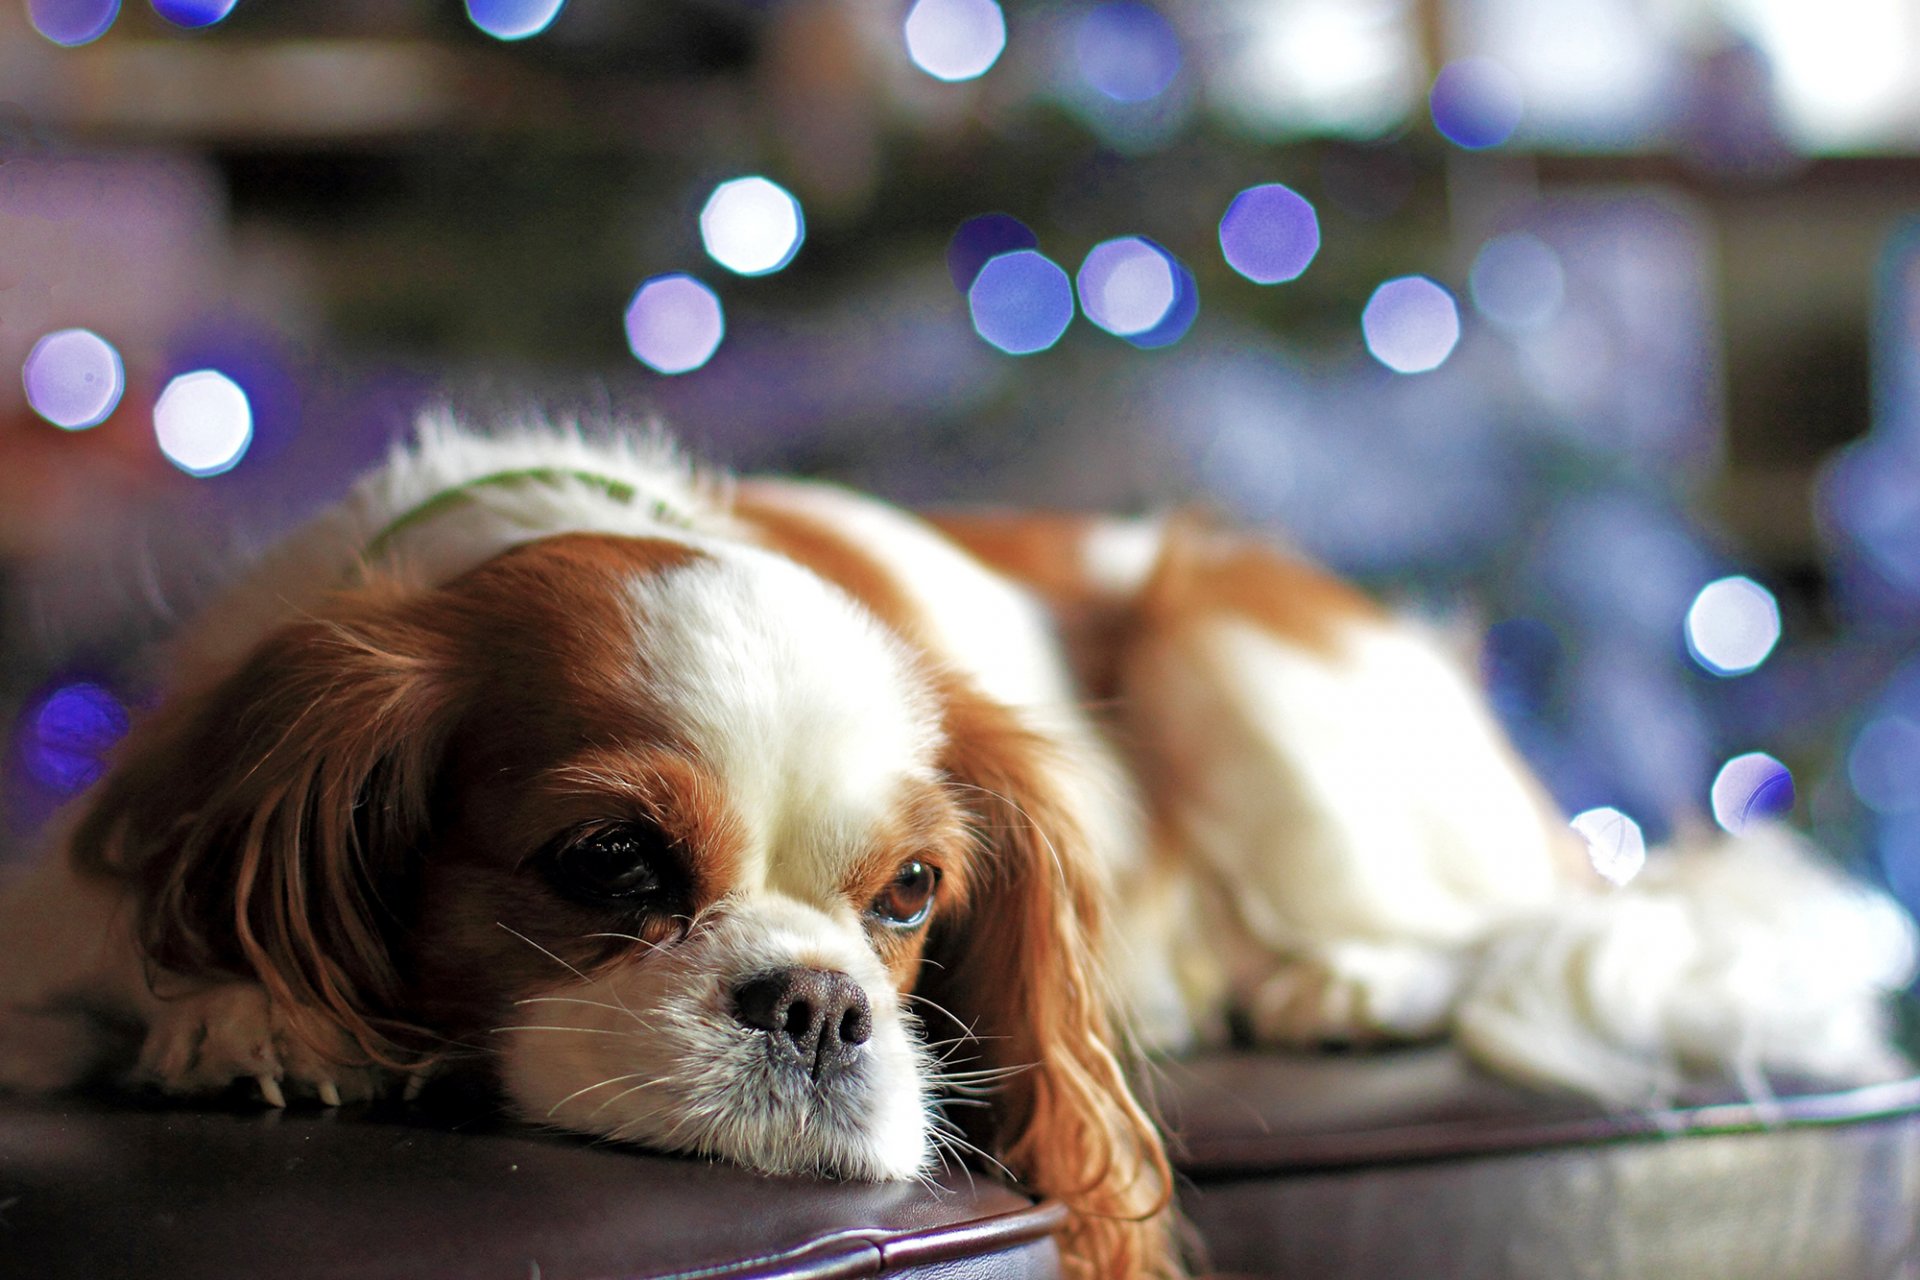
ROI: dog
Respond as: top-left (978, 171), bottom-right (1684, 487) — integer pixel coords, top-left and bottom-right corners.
top-left (1, 417), bottom-right (1914, 1279)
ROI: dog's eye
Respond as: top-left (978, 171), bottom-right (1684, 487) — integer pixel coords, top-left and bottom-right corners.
top-left (540, 824), bottom-right (680, 909)
top-left (870, 860), bottom-right (939, 928)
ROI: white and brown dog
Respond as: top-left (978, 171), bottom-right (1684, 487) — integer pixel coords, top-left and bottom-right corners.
top-left (1, 419), bottom-right (1913, 1278)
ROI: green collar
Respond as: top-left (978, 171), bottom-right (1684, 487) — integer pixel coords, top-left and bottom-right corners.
top-left (362, 467), bottom-right (644, 562)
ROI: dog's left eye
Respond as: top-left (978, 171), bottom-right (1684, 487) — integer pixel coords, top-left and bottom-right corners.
top-left (870, 859), bottom-right (939, 928)
top-left (540, 823), bottom-right (681, 909)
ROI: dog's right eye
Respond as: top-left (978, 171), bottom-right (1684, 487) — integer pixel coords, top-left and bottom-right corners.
top-left (539, 823), bottom-right (683, 910)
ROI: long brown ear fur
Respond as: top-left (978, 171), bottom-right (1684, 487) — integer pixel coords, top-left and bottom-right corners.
top-left (70, 587), bottom-right (458, 1069)
top-left (924, 682), bottom-right (1178, 1279)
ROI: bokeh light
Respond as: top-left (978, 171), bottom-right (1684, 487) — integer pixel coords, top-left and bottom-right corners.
top-left (1361, 276), bottom-right (1460, 374)
top-left (624, 274), bottom-right (725, 375)
top-left (22, 329), bottom-right (125, 431)
top-left (19, 682), bottom-right (129, 794)
top-left (1469, 232), bottom-right (1565, 333)
top-left (700, 177), bottom-right (806, 278)
top-left (948, 214), bottom-right (1039, 292)
top-left (1076, 237), bottom-right (1176, 338)
top-left (1125, 258), bottom-right (1197, 349)
top-left (1429, 57), bottom-right (1525, 150)
top-left (903, 0), bottom-right (1006, 83)
top-left (465, 0), bottom-right (565, 41)
top-left (1710, 751), bottom-right (1795, 834)
top-left (27, 0), bottom-right (120, 46)
top-left (1075, 2), bottom-right (1181, 103)
top-left (1570, 806), bottom-right (1646, 887)
top-left (1218, 184), bottom-right (1320, 285)
top-left (151, 0), bottom-right (238, 27)
top-left (1850, 716), bottom-right (1920, 815)
top-left (153, 370), bottom-right (254, 477)
top-left (1684, 575), bottom-right (1781, 676)
top-left (967, 249), bottom-right (1074, 355)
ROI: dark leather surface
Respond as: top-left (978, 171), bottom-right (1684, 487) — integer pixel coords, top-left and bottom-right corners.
top-left (0, 1095), bottom-right (1064, 1280)
top-left (1158, 1046), bottom-right (1920, 1279)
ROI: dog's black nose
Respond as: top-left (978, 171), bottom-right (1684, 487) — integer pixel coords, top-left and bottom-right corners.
top-left (732, 967), bottom-right (873, 1080)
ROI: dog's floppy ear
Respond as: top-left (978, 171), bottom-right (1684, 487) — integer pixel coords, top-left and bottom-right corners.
top-left (71, 586), bottom-right (459, 1068)
top-left (924, 683), bottom-right (1176, 1279)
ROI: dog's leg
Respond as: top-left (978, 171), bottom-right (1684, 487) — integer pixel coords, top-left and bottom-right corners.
top-left (1110, 523), bottom-right (1590, 1047)
top-left (0, 852), bottom-right (393, 1104)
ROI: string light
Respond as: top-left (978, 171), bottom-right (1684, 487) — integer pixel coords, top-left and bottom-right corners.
top-left (18, 682), bottom-right (129, 794)
top-left (1711, 751), bottom-right (1794, 834)
top-left (1469, 232), bottom-right (1565, 333)
top-left (1430, 57), bottom-right (1525, 149)
top-left (1076, 237), bottom-right (1177, 338)
top-left (1075, 2), bottom-right (1182, 103)
top-left (1684, 575), bottom-right (1781, 676)
top-left (465, 0), bottom-right (566, 41)
top-left (1219, 183), bottom-right (1320, 285)
top-left (26, 0), bottom-right (120, 46)
top-left (625, 274), bottom-right (725, 375)
top-left (1362, 276), bottom-right (1460, 373)
top-left (700, 177), bottom-right (806, 278)
top-left (903, 0), bottom-right (1006, 83)
top-left (967, 250), bottom-right (1074, 355)
top-left (1570, 806), bottom-right (1646, 886)
top-left (22, 329), bottom-right (124, 430)
top-left (151, 0), bottom-right (238, 26)
top-left (948, 214), bottom-right (1039, 292)
top-left (154, 370), bottom-right (253, 477)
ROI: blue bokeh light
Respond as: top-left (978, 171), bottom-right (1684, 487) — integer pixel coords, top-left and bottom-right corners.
top-left (1076, 237), bottom-right (1175, 337)
top-left (19, 682), bottom-right (129, 795)
top-left (27, 0), bottom-right (120, 46)
top-left (1469, 232), bottom-right (1565, 333)
top-left (625, 274), bottom-right (726, 375)
top-left (151, 0), bottom-right (237, 27)
top-left (1710, 751), bottom-right (1795, 834)
top-left (948, 214), bottom-right (1039, 292)
top-left (1125, 258), bottom-right (1196, 349)
top-left (1851, 716), bottom-right (1920, 815)
top-left (1218, 183), bottom-right (1320, 285)
top-left (1075, 2), bottom-right (1182, 103)
top-left (967, 250), bottom-right (1074, 355)
top-left (1430, 58), bottom-right (1524, 150)
top-left (22, 328), bottom-right (124, 430)
top-left (903, 0), bottom-right (1006, 83)
top-left (154, 369), bottom-right (254, 477)
top-left (1361, 276), bottom-right (1460, 373)
top-left (700, 177), bottom-right (806, 278)
top-left (465, 0), bottom-right (566, 40)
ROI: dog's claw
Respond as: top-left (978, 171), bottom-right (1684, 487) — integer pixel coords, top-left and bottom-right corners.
top-left (318, 1079), bottom-right (343, 1107)
top-left (257, 1073), bottom-right (287, 1108)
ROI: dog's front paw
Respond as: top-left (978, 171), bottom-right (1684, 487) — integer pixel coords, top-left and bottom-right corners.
top-left (135, 982), bottom-right (393, 1107)
top-left (1242, 942), bottom-right (1465, 1046)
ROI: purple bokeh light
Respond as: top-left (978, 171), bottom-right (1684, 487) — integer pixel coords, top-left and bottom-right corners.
top-left (948, 214), bottom-right (1039, 292)
top-left (1218, 183), bottom-right (1320, 285)
top-left (1430, 58), bottom-right (1524, 150)
top-left (27, 0), bottom-right (120, 46)
top-left (22, 328), bottom-right (124, 431)
top-left (1710, 751), bottom-right (1795, 834)
top-left (1361, 276), bottom-right (1460, 373)
top-left (903, 0), bottom-right (1006, 83)
top-left (1074, 2), bottom-right (1182, 103)
top-left (1851, 716), bottom-right (1920, 815)
top-left (18, 682), bottom-right (129, 795)
top-left (465, 0), bottom-right (566, 40)
top-left (625, 274), bottom-right (725, 375)
top-left (151, 0), bottom-right (238, 27)
top-left (967, 249), bottom-right (1074, 355)
top-left (1469, 232), bottom-right (1565, 333)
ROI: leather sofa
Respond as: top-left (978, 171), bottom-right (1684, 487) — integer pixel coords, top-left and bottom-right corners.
top-left (2, 1047), bottom-right (1916, 1278)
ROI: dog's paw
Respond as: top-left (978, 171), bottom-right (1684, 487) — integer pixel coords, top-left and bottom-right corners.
top-left (1241, 942), bottom-right (1464, 1046)
top-left (134, 982), bottom-right (393, 1107)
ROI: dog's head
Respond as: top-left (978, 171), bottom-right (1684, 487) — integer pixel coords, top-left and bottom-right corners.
top-left (72, 521), bottom-right (1169, 1272)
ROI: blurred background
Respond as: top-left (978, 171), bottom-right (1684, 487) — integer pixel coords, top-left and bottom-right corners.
top-left (4, 0), bottom-right (1920, 912)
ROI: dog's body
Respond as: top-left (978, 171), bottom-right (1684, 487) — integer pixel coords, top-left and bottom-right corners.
top-left (2, 420), bottom-right (1914, 1278)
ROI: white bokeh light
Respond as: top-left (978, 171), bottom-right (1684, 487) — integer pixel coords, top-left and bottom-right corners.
top-left (22, 328), bottom-right (124, 430)
top-left (1711, 751), bottom-right (1794, 834)
top-left (904, 0), bottom-right (1007, 83)
top-left (1362, 275), bottom-right (1460, 373)
top-left (153, 370), bottom-right (253, 477)
top-left (625, 274), bottom-right (725, 375)
top-left (1570, 806), bottom-right (1646, 887)
top-left (1684, 575), bottom-right (1781, 676)
top-left (1469, 232), bottom-right (1565, 333)
top-left (1076, 237), bottom-right (1176, 337)
top-left (699, 177), bottom-right (806, 278)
